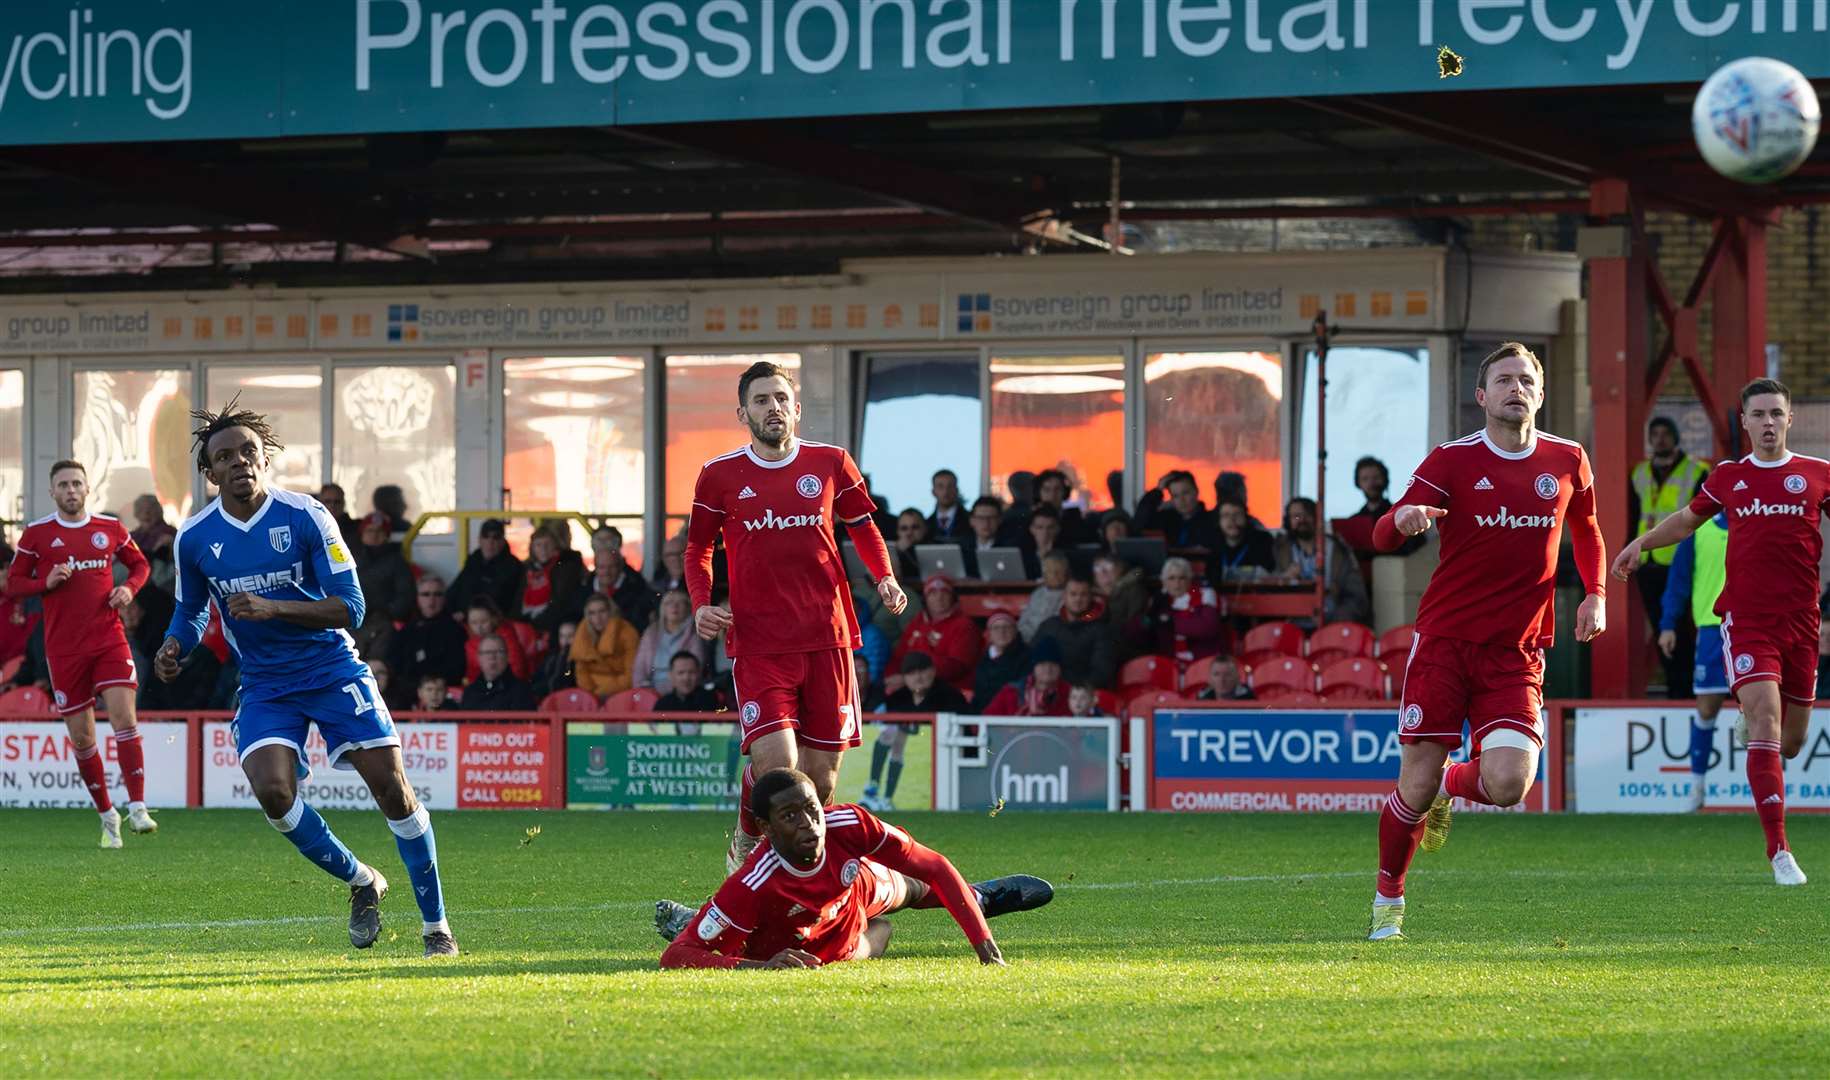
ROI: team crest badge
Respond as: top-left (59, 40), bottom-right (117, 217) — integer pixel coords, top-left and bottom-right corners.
top-left (89, 532), bottom-right (108, 550)
top-left (586, 745), bottom-right (608, 776)
top-left (796, 474), bottom-right (823, 498)
top-left (268, 526), bottom-right (292, 553)
top-left (840, 859), bottom-right (861, 886)
top-left (741, 701), bottom-right (760, 728)
top-left (1785, 474), bottom-right (1806, 494)
top-left (1734, 653), bottom-right (1754, 675)
top-left (1401, 704), bottom-right (1423, 731)
top-left (1534, 474), bottom-right (1559, 500)
top-left (53, 690), bottom-right (66, 708)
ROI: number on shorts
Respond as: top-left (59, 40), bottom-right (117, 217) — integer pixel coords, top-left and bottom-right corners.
top-left (838, 704), bottom-right (856, 740)
top-left (341, 679), bottom-right (376, 716)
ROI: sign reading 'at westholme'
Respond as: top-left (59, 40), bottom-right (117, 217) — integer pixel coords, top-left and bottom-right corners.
top-left (0, 2), bottom-right (1826, 146)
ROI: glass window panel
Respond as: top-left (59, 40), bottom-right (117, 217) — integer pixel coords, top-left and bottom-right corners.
top-left (1144, 350), bottom-right (1283, 521)
top-left (503, 355), bottom-right (645, 516)
top-left (0, 370), bottom-right (23, 522)
top-left (203, 365), bottom-right (324, 497)
top-left (987, 352), bottom-right (1124, 512)
top-left (664, 353), bottom-right (800, 516)
top-left (1296, 346), bottom-right (1430, 517)
top-left (858, 352), bottom-right (982, 513)
top-left (331, 364), bottom-right (456, 530)
top-left (72, 368), bottom-right (194, 523)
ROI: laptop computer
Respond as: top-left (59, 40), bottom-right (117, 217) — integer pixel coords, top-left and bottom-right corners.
top-left (976, 546), bottom-right (1029, 583)
top-left (1115, 536), bottom-right (1168, 576)
top-left (916, 544), bottom-right (967, 581)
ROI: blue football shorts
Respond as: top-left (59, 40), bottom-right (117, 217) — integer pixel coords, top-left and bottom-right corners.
top-left (1693, 624), bottom-right (1730, 696)
top-left (232, 674), bottom-right (399, 780)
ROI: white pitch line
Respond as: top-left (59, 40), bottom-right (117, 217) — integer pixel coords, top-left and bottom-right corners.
top-left (0, 901), bottom-right (633, 939)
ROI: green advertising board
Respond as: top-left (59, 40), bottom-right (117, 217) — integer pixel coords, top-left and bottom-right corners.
top-left (567, 724), bottom-right (742, 808)
top-left (0, 1), bottom-right (1826, 147)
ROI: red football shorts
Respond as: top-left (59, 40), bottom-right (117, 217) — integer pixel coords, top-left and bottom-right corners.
top-left (1396, 633), bottom-right (1544, 750)
top-left (730, 647), bottom-right (862, 753)
top-left (47, 643), bottom-right (139, 717)
top-left (1721, 609), bottom-right (1820, 705)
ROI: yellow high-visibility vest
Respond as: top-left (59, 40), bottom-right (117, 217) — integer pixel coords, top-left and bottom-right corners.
top-left (1632, 455), bottom-right (1707, 566)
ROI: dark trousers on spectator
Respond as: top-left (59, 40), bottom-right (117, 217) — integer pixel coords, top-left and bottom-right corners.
top-left (1637, 563), bottom-right (1693, 699)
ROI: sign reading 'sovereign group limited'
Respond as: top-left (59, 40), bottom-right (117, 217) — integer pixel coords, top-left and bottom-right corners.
top-left (0, 1), bottom-right (1824, 146)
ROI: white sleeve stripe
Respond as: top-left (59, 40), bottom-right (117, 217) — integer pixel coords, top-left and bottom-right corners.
top-left (692, 502), bottom-right (726, 516)
top-left (171, 530), bottom-right (187, 602)
top-left (1411, 475), bottom-right (1449, 496)
top-left (835, 479), bottom-right (867, 496)
top-left (706, 903), bottom-right (753, 934)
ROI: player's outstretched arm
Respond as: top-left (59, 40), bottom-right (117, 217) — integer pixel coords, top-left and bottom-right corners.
top-left (1611, 505), bottom-right (1707, 581)
top-left (842, 516), bottom-right (906, 615)
top-left (1371, 502), bottom-right (1446, 552)
top-left (876, 837), bottom-right (1000, 963)
top-left (227, 593), bottom-right (357, 629)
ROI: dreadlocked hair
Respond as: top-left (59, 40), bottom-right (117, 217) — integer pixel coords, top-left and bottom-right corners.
top-left (190, 395), bottom-right (284, 474)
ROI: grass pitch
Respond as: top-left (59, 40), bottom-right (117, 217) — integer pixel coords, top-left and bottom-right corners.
top-left (0, 808), bottom-right (1826, 1078)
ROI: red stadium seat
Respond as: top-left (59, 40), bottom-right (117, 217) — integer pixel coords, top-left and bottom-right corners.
top-left (1307, 648), bottom-right (1360, 671)
top-left (1257, 687), bottom-right (1322, 705)
top-left (1181, 654), bottom-right (1219, 691)
top-left (1118, 654), bottom-right (1179, 695)
top-left (1249, 657), bottom-right (1316, 696)
top-left (1242, 620), bottom-right (1306, 658)
top-left (1095, 689), bottom-right (1121, 717)
top-left (1125, 689), bottom-right (1188, 722)
top-left (539, 688), bottom-right (601, 714)
top-left (0, 685), bottom-right (53, 715)
top-left (1317, 657), bottom-right (1388, 701)
top-left (1238, 648), bottom-right (1295, 675)
top-left (1375, 623), bottom-right (1417, 658)
top-left (604, 687), bottom-right (659, 715)
top-left (0, 655), bottom-right (20, 685)
top-left (1308, 621), bottom-right (1374, 660)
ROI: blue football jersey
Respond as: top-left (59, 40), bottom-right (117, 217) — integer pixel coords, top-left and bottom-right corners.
top-left (165, 487), bottom-right (369, 702)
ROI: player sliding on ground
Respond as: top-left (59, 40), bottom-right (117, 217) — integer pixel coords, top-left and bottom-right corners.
top-left (155, 402), bottom-right (457, 956)
top-left (686, 362), bottom-right (907, 872)
top-left (5, 460), bottom-right (152, 847)
top-left (1367, 342), bottom-right (1607, 941)
top-left (1614, 378), bottom-right (1821, 887)
top-left (655, 767), bottom-right (1052, 968)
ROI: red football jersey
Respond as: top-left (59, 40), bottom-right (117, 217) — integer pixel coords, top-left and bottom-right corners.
top-left (6, 513), bottom-right (149, 658)
top-left (1394, 431), bottom-right (1594, 647)
top-left (686, 441), bottom-right (875, 657)
top-left (688, 803), bottom-right (914, 963)
top-left (1688, 452), bottom-right (1830, 618)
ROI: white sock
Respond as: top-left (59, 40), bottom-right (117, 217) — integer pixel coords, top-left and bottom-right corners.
top-left (423, 918), bottom-right (450, 936)
top-left (100, 806), bottom-right (118, 819)
top-left (1372, 892), bottom-right (1403, 906)
top-left (349, 863), bottom-right (376, 888)
top-left (128, 800), bottom-right (146, 814)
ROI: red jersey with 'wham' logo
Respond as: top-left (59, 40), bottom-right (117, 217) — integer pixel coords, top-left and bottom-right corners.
top-left (1689, 452), bottom-right (1830, 619)
top-left (686, 441), bottom-right (876, 657)
top-left (6, 513), bottom-right (149, 658)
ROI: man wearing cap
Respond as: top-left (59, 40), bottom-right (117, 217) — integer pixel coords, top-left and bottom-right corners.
top-left (864, 651), bottom-right (969, 812)
top-left (981, 638), bottom-right (1067, 717)
top-left (887, 576), bottom-right (981, 696)
top-left (447, 518), bottom-right (525, 616)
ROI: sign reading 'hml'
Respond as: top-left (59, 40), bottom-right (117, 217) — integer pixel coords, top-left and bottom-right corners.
top-left (0, 1), bottom-right (1824, 146)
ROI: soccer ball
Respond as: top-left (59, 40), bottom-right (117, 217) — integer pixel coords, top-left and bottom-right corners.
top-left (1691, 57), bottom-right (1821, 184)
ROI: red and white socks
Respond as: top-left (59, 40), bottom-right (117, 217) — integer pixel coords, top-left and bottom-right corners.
top-left (1375, 791), bottom-right (1425, 903)
top-left (1746, 740), bottom-right (1789, 859)
top-left (114, 728), bottom-right (147, 808)
top-left (1440, 760), bottom-right (1494, 806)
top-left (74, 743), bottom-right (113, 815)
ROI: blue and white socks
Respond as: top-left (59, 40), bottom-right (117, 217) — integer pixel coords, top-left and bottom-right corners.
top-left (268, 796), bottom-right (366, 885)
top-left (388, 806), bottom-right (449, 936)
top-left (1689, 716), bottom-right (1717, 779)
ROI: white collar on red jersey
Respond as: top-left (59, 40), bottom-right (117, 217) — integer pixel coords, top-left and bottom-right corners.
top-left (1743, 451), bottom-right (1794, 469)
top-left (52, 513), bottom-right (92, 528)
top-left (774, 848), bottom-right (826, 878)
top-left (1479, 430), bottom-right (1538, 461)
top-left (743, 441), bottom-right (802, 470)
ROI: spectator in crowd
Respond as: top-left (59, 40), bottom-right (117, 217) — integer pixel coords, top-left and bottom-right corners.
top-left (1631, 415), bottom-right (1709, 698)
top-left (462, 635), bottom-right (536, 711)
top-left (653, 651), bottom-right (722, 727)
top-left (0, 594), bottom-right (40, 675)
top-left (997, 470), bottom-right (1037, 545)
top-left (1096, 510), bottom-right (1132, 557)
top-left (1273, 497), bottom-right (1371, 625)
top-left (960, 495), bottom-right (1005, 579)
top-left (1033, 577), bottom-right (1118, 689)
top-left (316, 483), bottom-right (356, 545)
top-left (1131, 471), bottom-right (1176, 530)
top-left (365, 658), bottom-right (395, 709)
top-left (115, 588), bottom-right (156, 696)
top-left (633, 588), bottom-right (709, 691)
top-left (416, 673), bottom-right (458, 713)
top-left (1215, 471), bottom-right (1268, 531)
top-left (651, 530), bottom-right (688, 594)
top-left (854, 650), bottom-right (886, 714)
top-left (570, 593), bottom-right (640, 698)
top-left (1092, 554), bottom-right (1151, 644)
top-left (973, 612), bottom-right (1029, 711)
top-left (891, 508), bottom-right (929, 582)
top-left (1067, 682), bottom-right (1106, 719)
top-left (531, 620), bottom-right (578, 700)
top-left (886, 576), bottom-right (981, 695)
top-left (860, 473), bottom-right (899, 538)
top-left (1018, 550), bottom-right (1073, 642)
top-left (1021, 505), bottom-right (1066, 580)
top-left (851, 581), bottom-right (895, 685)
top-left (448, 518), bottom-right (525, 616)
top-left (865, 652), bottom-right (966, 812)
top-left (464, 597), bottom-right (531, 683)
top-left (134, 588), bottom-right (224, 710)
top-left (1149, 471), bottom-right (1220, 551)
top-left (1346, 456), bottom-right (1424, 559)
top-left (1129, 556), bottom-right (1223, 664)
top-left (982, 637), bottom-right (1066, 716)
top-left (373, 483), bottom-right (411, 536)
top-left (1195, 655), bottom-right (1254, 701)
top-left (351, 511), bottom-right (416, 660)
top-left (585, 536), bottom-right (658, 634)
top-left (1212, 497), bottom-right (1277, 578)
top-left (927, 468), bottom-right (969, 541)
top-left (1035, 468), bottom-right (1092, 546)
top-left (521, 526), bottom-right (585, 634)
top-left (388, 573), bottom-right (468, 690)
top-left (130, 495), bottom-right (178, 592)
top-left (590, 525), bottom-right (622, 572)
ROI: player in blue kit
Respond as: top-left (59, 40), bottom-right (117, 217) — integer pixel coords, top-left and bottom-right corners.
top-left (155, 402), bottom-right (456, 957)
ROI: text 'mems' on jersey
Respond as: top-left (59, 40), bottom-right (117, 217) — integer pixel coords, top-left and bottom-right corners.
top-left (1402, 431), bottom-right (1593, 648)
top-left (166, 488), bottom-right (369, 701)
top-left (688, 441), bottom-right (876, 656)
top-left (1689, 452), bottom-right (1830, 618)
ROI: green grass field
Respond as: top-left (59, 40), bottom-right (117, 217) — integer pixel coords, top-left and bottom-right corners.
top-left (1, 808), bottom-right (1826, 1078)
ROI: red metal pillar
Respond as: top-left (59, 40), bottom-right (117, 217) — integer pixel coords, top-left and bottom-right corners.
top-left (1586, 180), bottom-right (1648, 699)
top-left (1711, 217), bottom-right (1769, 457)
